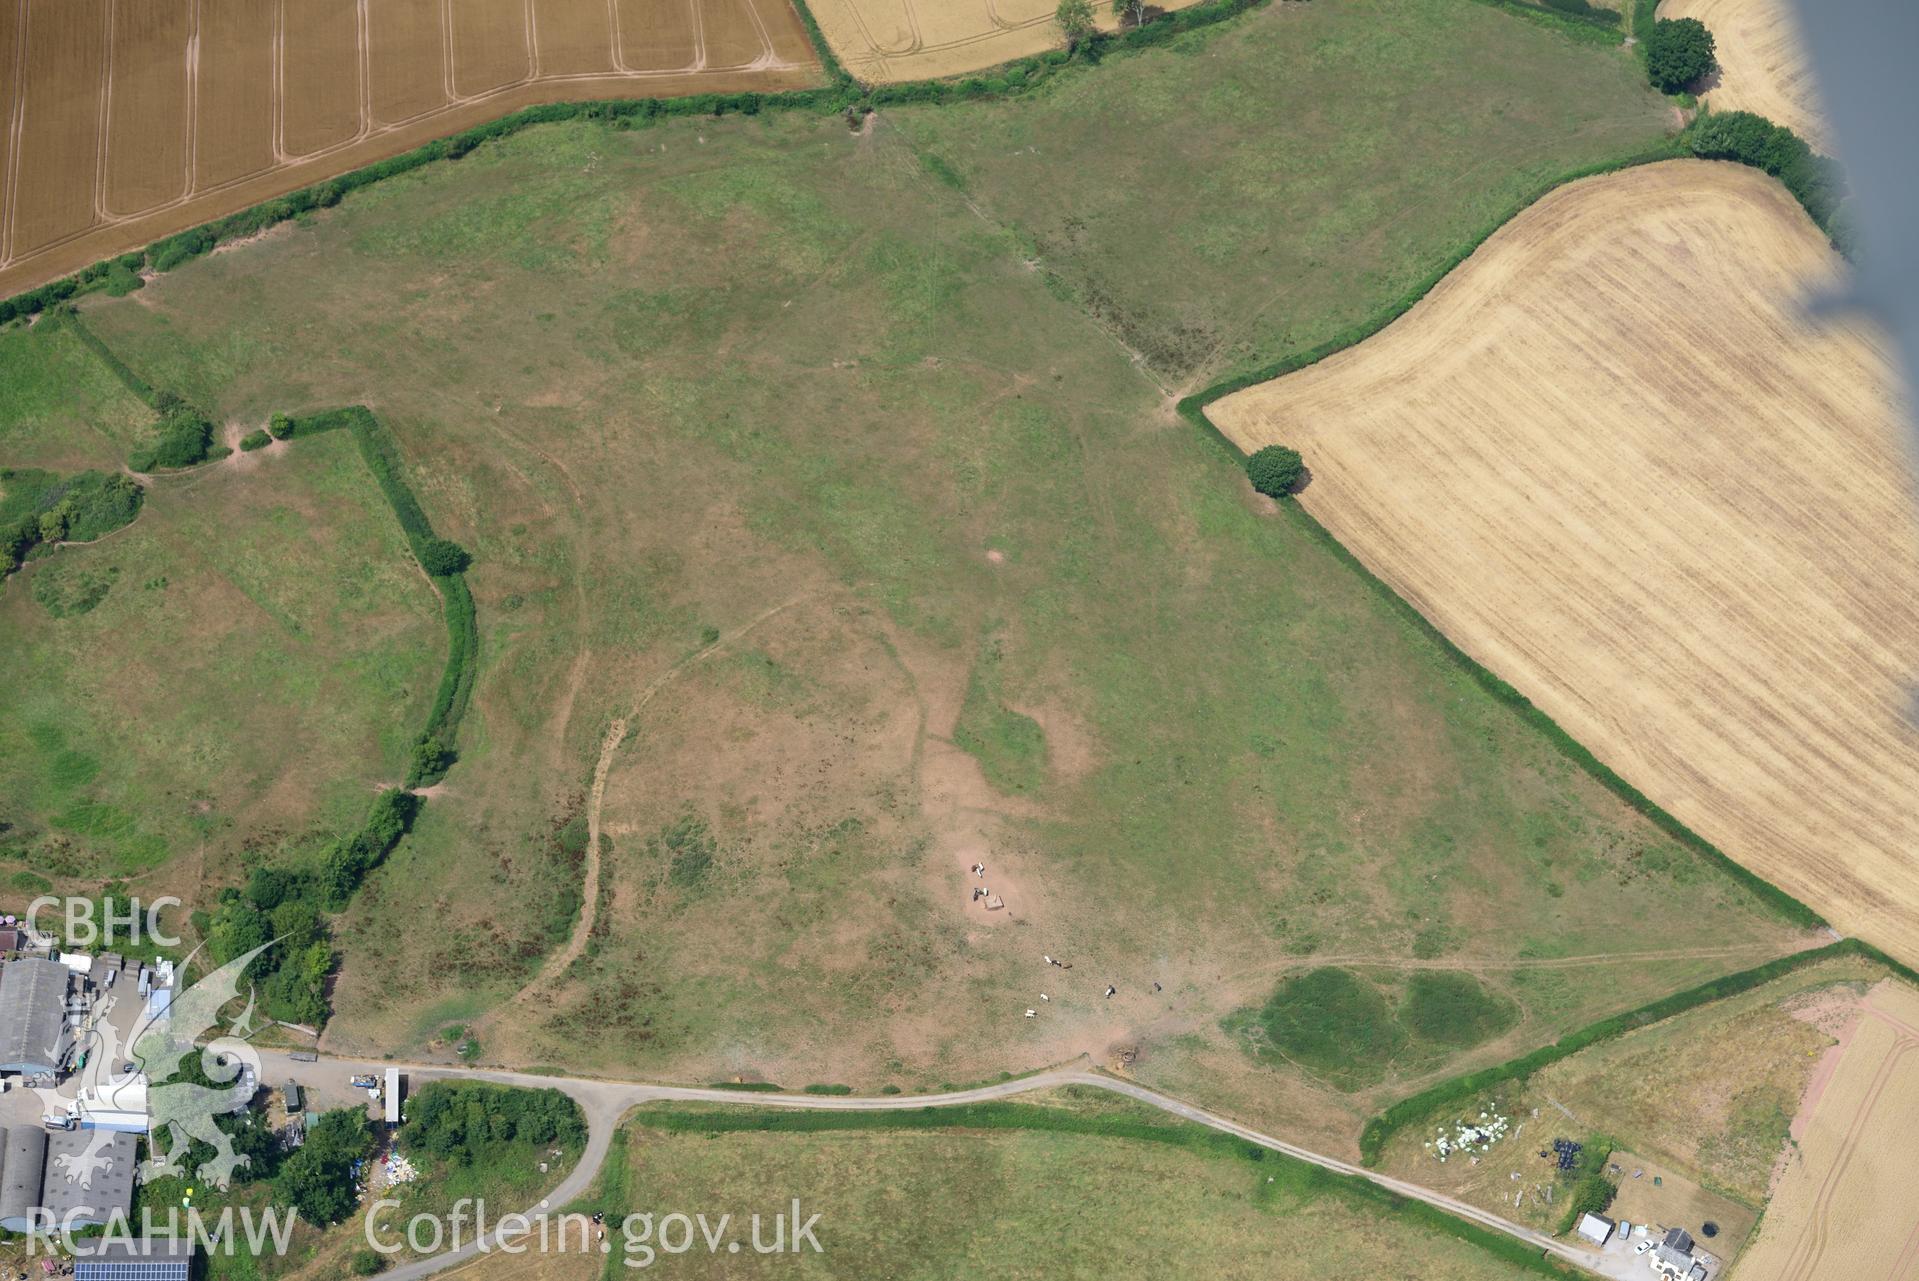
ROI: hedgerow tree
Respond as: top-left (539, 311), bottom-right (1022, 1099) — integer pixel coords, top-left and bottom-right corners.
top-left (1111, 0), bottom-right (1148, 28)
top-left (1645, 17), bottom-right (1716, 92)
top-left (1688, 109), bottom-right (1846, 233)
top-left (1246, 445), bottom-right (1305, 497)
top-left (418, 537), bottom-right (471, 576)
top-left (1056, 0), bottom-right (1095, 47)
top-left (410, 734), bottom-right (455, 783)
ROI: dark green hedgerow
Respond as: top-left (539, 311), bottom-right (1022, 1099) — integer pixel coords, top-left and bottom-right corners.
top-left (1688, 109), bottom-right (1849, 244)
top-left (1355, 939), bottom-right (1918, 1165)
top-left (279, 406), bottom-right (478, 786)
top-left (0, 0), bottom-right (1845, 329)
top-left (783, 0), bottom-right (853, 87)
top-left (634, 1099), bottom-right (1578, 1278)
top-left (58, 308), bottom-right (155, 402)
top-left (1462, 0), bottom-right (1620, 44)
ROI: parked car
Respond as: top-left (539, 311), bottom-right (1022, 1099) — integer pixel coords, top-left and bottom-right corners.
top-left (42, 1114), bottom-right (74, 1131)
top-left (1635, 1240), bottom-right (1655, 1255)
top-left (350, 1074), bottom-right (378, 1090)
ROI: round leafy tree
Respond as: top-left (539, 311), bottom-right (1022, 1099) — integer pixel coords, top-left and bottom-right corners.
top-left (1645, 18), bottom-right (1716, 93)
top-left (1246, 445), bottom-right (1305, 497)
top-left (418, 537), bottom-right (471, 576)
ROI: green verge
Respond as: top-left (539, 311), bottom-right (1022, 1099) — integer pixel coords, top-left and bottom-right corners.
top-left (59, 308), bottom-right (220, 471)
top-left (58, 308), bottom-right (156, 404)
top-left (630, 1098), bottom-right (1578, 1278)
top-left (1462, 0), bottom-right (1621, 45)
top-left (1173, 135), bottom-right (1828, 937)
top-left (1356, 938), bottom-right (1919, 1165)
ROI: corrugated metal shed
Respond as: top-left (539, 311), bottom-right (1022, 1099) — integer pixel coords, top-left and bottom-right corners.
top-left (42, 1129), bottom-right (137, 1228)
top-left (0, 957), bottom-right (74, 1075)
top-left (0, 1127), bottom-right (47, 1232)
top-left (73, 1235), bottom-right (194, 1281)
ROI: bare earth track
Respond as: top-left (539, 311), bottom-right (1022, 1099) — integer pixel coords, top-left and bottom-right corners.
top-left (0, 0), bottom-right (819, 299)
top-left (1211, 159), bottom-right (1919, 963)
top-left (1660, 0), bottom-right (1829, 149)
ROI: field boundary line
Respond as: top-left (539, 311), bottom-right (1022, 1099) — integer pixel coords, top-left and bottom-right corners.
top-left (1352, 937), bottom-right (1919, 1166)
top-left (0, 0), bottom-right (1295, 301)
top-left (1170, 141), bottom-right (1847, 939)
top-left (486, 590), bottom-right (817, 1026)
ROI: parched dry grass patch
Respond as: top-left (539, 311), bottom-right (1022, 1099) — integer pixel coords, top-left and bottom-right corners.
top-left (77, 33), bottom-right (1798, 1147)
top-left (1211, 159), bottom-right (1919, 964)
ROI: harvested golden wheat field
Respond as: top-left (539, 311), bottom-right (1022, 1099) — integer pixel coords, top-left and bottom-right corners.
top-left (0, 0), bottom-right (819, 298)
top-left (1210, 160), bottom-right (1919, 962)
top-left (1661, 0), bottom-right (1828, 149)
top-left (1732, 979), bottom-right (1919, 1281)
top-left (807, 0), bottom-right (1200, 82)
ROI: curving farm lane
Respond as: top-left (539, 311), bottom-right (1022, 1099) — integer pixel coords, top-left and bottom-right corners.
top-left (249, 1048), bottom-right (1634, 1281)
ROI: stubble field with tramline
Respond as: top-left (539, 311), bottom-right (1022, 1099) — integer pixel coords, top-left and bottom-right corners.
top-left (807, 0), bottom-right (1202, 83)
top-left (1732, 978), bottom-right (1919, 1281)
top-left (1210, 159), bottom-right (1919, 963)
top-left (0, 0), bottom-right (819, 298)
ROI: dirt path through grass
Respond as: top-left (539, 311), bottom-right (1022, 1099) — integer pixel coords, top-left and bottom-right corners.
top-left (482, 593), bottom-right (816, 1032)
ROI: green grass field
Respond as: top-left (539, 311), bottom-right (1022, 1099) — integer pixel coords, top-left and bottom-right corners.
top-left (888, 0), bottom-right (1671, 388)
top-left (38, 0), bottom-right (1807, 1151)
top-left (451, 1091), bottom-right (1563, 1280)
top-left (0, 319), bottom-right (157, 469)
top-left (0, 430), bottom-right (442, 892)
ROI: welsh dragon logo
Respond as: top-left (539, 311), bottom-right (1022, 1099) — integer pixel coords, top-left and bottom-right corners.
top-left (32, 941), bottom-right (274, 1193)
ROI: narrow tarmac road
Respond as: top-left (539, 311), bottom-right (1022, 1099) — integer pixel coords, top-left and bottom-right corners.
top-left (250, 1048), bottom-right (1635, 1281)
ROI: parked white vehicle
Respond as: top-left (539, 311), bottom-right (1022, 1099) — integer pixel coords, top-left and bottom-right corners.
top-left (1635, 1240), bottom-right (1655, 1255)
